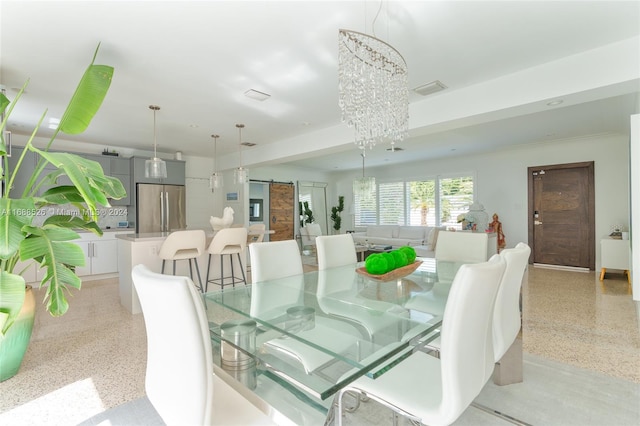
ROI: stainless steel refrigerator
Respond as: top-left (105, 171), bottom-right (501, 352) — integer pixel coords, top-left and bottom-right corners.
top-left (136, 183), bottom-right (186, 233)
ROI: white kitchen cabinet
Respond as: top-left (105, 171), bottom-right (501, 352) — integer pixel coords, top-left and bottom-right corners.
top-left (77, 232), bottom-right (121, 276)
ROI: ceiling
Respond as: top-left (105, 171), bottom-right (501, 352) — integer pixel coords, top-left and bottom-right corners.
top-left (1, 1), bottom-right (639, 172)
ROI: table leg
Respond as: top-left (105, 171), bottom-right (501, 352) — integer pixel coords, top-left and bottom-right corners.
top-left (492, 337), bottom-right (523, 386)
top-left (599, 267), bottom-right (606, 281)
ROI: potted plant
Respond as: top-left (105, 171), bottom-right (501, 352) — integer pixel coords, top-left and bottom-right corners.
top-left (0, 45), bottom-right (125, 381)
top-left (330, 195), bottom-right (344, 234)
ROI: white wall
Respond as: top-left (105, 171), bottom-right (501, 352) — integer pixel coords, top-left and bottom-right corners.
top-left (330, 133), bottom-right (630, 271)
top-left (630, 114), bottom-right (639, 303)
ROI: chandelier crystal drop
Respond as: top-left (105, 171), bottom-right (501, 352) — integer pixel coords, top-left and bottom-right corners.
top-left (353, 152), bottom-right (375, 199)
top-left (338, 29), bottom-right (409, 150)
top-left (234, 124), bottom-right (248, 184)
top-left (145, 105), bottom-right (167, 179)
top-left (209, 134), bottom-right (223, 191)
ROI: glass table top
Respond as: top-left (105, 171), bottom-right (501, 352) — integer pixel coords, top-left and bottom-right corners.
top-left (203, 258), bottom-right (463, 409)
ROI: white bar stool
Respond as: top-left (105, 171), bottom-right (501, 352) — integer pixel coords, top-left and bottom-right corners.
top-left (158, 230), bottom-right (206, 292)
top-left (206, 227), bottom-right (248, 291)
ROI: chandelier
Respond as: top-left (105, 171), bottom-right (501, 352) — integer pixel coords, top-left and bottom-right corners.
top-left (353, 152), bottom-right (375, 199)
top-left (145, 105), bottom-right (167, 179)
top-left (209, 134), bottom-right (223, 191)
top-left (338, 29), bottom-right (409, 151)
top-left (234, 123), bottom-right (248, 184)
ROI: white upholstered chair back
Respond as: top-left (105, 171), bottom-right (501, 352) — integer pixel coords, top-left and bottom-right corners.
top-left (132, 265), bottom-right (274, 425)
top-left (249, 240), bottom-right (303, 283)
top-left (492, 242), bottom-right (531, 362)
top-left (316, 234), bottom-right (357, 270)
top-left (158, 229), bottom-right (206, 260)
top-left (435, 231), bottom-right (488, 263)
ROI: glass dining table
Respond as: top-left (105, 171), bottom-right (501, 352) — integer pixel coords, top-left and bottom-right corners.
top-left (203, 258), bottom-right (462, 425)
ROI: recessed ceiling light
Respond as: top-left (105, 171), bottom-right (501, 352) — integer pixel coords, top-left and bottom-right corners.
top-left (241, 142), bottom-right (256, 147)
top-left (413, 80), bottom-right (447, 96)
top-left (244, 89), bottom-right (271, 101)
top-left (546, 99), bottom-right (563, 106)
top-left (188, 123), bottom-right (199, 128)
top-left (385, 147), bottom-right (404, 151)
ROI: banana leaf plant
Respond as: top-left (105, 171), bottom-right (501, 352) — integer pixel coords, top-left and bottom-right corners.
top-left (0, 44), bottom-right (125, 337)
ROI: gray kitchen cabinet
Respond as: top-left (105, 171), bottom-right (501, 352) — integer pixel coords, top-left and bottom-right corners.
top-left (5, 146), bottom-right (36, 197)
top-left (109, 157), bottom-right (131, 206)
top-left (131, 156), bottom-right (185, 185)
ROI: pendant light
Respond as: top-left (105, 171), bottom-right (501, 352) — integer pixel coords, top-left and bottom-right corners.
top-left (234, 123), bottom-right (248, 184)
top-left (145, 105), bottom-right (167, 179)
top-left (209, 134), bottom-right (223, 191)
top-left (353, 151), bottom-right (375, 199)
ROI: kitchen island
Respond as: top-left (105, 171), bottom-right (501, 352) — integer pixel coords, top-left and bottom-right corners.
top-left (117, 231), bottom-right (246, 314)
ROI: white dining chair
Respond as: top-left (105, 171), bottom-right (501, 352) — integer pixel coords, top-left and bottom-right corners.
top-left (435, 230), bottom-right (488, 263)
top-left (420, 243), bottom-right (531, 363)
top-left (131, 264), bottom-right (274, 426)
top-left (249, 239), bottom-right (359, 373)
top-left (316, 234), bottom-right (357, 270)
top-left (158, 229), bottom-right (206, 292)
top-left (249, 239), bottom-right (303, 283)
top-left (492, 242), bottom-right (530, 379)
top-left (335, 255), bottom-right (506, 426)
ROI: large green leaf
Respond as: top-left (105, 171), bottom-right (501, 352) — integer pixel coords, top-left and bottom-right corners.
top-left (59, 45), bottom-right (113, 135)
top-left (20, 225), bottom-right (85, 316)
top-left (28, 150), bottom-right (126, 219)
top-left (0, 198), bottom-right (36, 259)
top-left (0, 271), bottom-right (26, 336)
top-left (43, 215), bottom-right (102, 236)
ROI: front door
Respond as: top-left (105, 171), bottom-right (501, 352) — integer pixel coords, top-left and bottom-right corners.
top-left (528, 162), bottom-right (595, 269)
top-left (269, 182), bottom-right (295, 241)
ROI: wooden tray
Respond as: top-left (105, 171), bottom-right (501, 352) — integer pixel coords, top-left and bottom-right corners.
top-left (356, 261), bottom-right (422, 281)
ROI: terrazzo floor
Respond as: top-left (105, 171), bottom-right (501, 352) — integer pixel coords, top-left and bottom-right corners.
top-left (0, 262), bottom-right (638, 425)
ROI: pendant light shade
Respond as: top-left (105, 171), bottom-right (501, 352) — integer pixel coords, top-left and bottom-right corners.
top-left (353, 152), bottom-right (375, 199)
top-left (209, 134), bottom-right (223, 191)
top-left (234, 123), bottom-right (248, 184)
top-left (145, 105), bottom-right (167, 179)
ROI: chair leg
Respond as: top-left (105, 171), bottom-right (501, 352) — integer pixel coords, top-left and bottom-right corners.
top-left (220, 255), bottom-right (225, 289)
top-left (194, 258), bottom-right (203, 292)
top-left (230, 254), bottom-right (236, 287)
top-left (205, 254), bottom-right (212, 293)
top-left (173, 260), bottom-right (176, 275)
top-left (188, 259), bottom-right (193, 279)
top-left (161, 259), bottom-right (165, 274)
top-left (236, 253), bottom-right (247, 285)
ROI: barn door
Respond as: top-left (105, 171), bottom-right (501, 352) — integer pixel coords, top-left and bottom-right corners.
top-left (528, 162), bottom-right (595, 270)
top-left (269, 182), bottom-right (294, 241)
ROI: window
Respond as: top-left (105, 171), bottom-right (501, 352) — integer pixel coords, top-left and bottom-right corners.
top-left (354, 175), bottom-right (474, 229)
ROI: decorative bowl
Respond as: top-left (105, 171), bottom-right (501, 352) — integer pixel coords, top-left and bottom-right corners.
top-left (356, 261), bottom-right (423, 281)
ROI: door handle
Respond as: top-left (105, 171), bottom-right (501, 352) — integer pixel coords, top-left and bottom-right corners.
top-left (93, 242), bottom-right (97, 257)
top-left (164, 191), bottom-right (169, 231)
top-left (534, 220), bottom-right (543, 225)
top-left (160, 191), bottom-right (165, 231)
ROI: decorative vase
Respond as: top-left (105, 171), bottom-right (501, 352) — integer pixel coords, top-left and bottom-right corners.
top-left (0, 285), bottom-right (36, 382)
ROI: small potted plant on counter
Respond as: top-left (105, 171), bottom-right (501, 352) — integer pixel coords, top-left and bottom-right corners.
top-left (0, 44), bottom-right (126, 381)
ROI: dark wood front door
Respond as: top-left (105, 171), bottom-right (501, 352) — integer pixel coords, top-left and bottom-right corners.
top-left (269, 183), bottom-right (294, 241)
top-left (528, 162), bottom-right (595, 269)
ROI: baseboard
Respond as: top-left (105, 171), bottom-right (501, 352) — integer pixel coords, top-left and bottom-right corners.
top-left (533, 263), bottom-right (590, 273)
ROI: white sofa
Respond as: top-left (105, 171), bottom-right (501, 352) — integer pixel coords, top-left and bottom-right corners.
top-left (351, 225), bottom-right (445, 256)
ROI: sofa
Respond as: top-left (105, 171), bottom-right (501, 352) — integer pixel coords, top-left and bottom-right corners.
top-left (351, 225), bottom-right (445, 257)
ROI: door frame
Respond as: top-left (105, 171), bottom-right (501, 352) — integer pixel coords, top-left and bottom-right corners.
top-left (527, 161), bottom-right (595, 270)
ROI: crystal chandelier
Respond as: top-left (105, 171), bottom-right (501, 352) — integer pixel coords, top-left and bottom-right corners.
top-left (338, 29), bottom-right (409, 151)
top-left (234, 123), bottom-right (248, 184)
top-left (145, 105), bottom-right (167, 179)
top-left (209, 134), bottom-right (223, 191)
top-left (353, 152), bottom-right (375, 199)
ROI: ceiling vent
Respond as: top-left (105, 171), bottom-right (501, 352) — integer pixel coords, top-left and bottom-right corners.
top-left (386, 146), bottom-right (404, 151)
top-left (413, 80), bottom-right (447, 96)
top-left (241, 142), bottom-right (256, 147)
top-left (244, 89), bottom-right (271, 101)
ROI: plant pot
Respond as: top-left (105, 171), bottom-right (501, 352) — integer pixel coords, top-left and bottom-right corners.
top-left (0, 285), bottom-right (36, 382)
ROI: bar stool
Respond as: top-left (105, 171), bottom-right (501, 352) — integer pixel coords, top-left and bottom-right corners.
top-left (206, 227), bottom-right (248, 291)
top-left (158, 230), bottom-right (206, 292)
